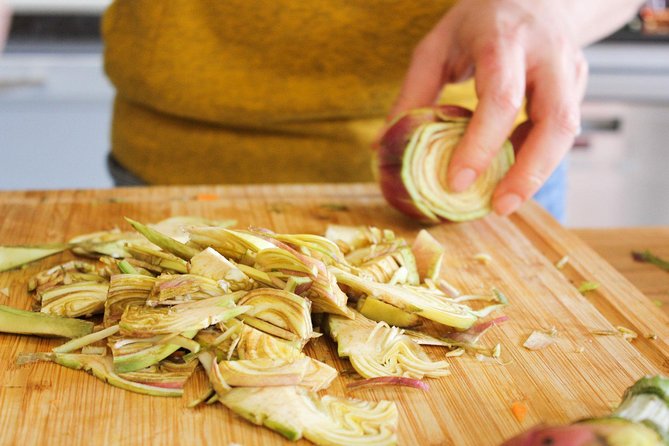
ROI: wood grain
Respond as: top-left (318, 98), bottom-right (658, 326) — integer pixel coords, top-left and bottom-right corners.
top-left (574, 227), bottom-right (669, 311)
top-left (0, 184), bottom-right (666, 446)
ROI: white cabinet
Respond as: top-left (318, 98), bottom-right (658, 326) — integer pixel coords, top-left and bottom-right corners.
top-left (567, 102), bottom-right (669, 226)
top-left (0, 53), bottom-right (114, 190)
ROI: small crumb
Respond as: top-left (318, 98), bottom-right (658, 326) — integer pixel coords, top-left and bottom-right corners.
top-left (592, 326), bottom-right (637, 342)
top-left (555, 255), bottom-right (569, 270)
top-left (510, 401), bottom-right (528, 423)
top-left (617, 326), bottom-right (638, 341)
top-left (195, 193), bottom-right (219, 201)
top-left (647, 334), bottom-right (658, 340)
top-left (574, 346), bottom-right (585, 353)
top-left (523, 329), bottom-right (558, 351)
top-left (319, 203), bottom-right (349, 212)
top-left (578, 281), bottom-right (600, 295)
top-left (445, 348), bottom-right (465, 357)
top-left (473, 253), bottom-right (493, 265)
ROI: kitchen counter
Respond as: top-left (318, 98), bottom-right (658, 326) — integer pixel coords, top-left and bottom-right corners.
top-left (0, 184), bottom-right (667, 446)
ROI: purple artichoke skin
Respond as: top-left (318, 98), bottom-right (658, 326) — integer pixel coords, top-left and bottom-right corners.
top-left (377, 105), bottom-right (473, 222)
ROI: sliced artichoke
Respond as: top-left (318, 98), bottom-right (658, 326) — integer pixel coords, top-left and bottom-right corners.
top-left (124, 243), bottom-right (188, 274)
top-left (19, 352), bottom-right (182, 397)
top-left (110, 330), bottom-right (198, 373)
top-left (0, 304), bottom-right (94, 338)
top-left (119, 294), bottom-right (248, 338)
top-left (255, 246), bottom-right (353, 318)
top-left (104, 274), bottom-right (155, 327)
top-left (147, 274), bottom-right (226, 306)
top-left (217, 357), bottom-right (310, 387)
top-left (333, 268), bottom-right (484, 330)
top-left (326, 312), bottom-right (450, 379)
top-left (187, 227), bottom-right (275, 262)
top-left (235, 324), bottom-right (303, 361)
top-left (236, 288), bottom-right (313, 343)
top-left (218, 386), bottom-right (398, 445)
top-left (39, 281), bottom-right (109, 318)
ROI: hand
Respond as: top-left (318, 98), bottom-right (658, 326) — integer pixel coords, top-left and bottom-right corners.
top-left (0, 1), bottom-right (11, 53)
top-left (389, 0), bottom-right (626, 216)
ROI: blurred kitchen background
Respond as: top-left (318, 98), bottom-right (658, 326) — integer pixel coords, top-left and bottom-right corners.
top-left (1, 0), bottom-right (668, 227)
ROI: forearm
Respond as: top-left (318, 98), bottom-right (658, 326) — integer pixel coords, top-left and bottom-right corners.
top-left (569, 0), bottom-right (645, 46)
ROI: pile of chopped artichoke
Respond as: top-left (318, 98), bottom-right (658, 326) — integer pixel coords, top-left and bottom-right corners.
top-left (0, 217), bottom-right (508, 446)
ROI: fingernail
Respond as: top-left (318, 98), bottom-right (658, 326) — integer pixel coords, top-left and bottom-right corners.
top-left (494, 194), bottom-right (522, 217)
top-left (450, 168), bottom-right (477, 193)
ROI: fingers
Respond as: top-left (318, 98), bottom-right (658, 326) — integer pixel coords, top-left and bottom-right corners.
top-left (388, 33), bottom-right (450, 120)
top-left (492, 53), bottom-right (583, 216)
top-left (447, 41), bottom-right (526, 192)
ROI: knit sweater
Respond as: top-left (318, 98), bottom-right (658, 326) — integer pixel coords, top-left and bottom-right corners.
top-left (102, 0), bottom-right (473, 184)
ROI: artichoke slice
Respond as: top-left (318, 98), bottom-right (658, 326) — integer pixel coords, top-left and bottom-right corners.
top-left (125, 218), bottom-right (199, 261)
top-left (110, 330), bottom-right (198, 373)
top-left (39, 281), bottom-right (110, 318)
top-left (411, 229), bottom-right (445, 283)
top-left (104, 274), bottom-right (155, 327)
top-left (332, 268), bottom-right (482, 330)
top-left (19, 353), bottom-right (183, 397)
top-left (0, 304), bottom-right (94, 338)
top-left (117, 358), bottom-right (198, 390)
top-left (254, 243), bottom-right (353, 318)
top-left (325, 312), bottom-right (450, 379)
top-left (0, 245), bottom-right (71, 273)
top-left (357, 297), bottom-right (420, 328)
top-left (124, 243), bottom-right (188, 274)
top-left (188, 247), bottom-right (254, 291)
top-left (236, 325), bottom-right (303, 361)
top-left (147, 274), bottom-right (227, 306)
top-left (236, 288), bottom-right (313, 343)
top-left (119, 294), bottom-right (248, 338)
top-left (187, 227), bottom-right (276, 262)
top-left (219, 386), bottom-right (398, 445)
top-left (217, 357), bottom-right (310, 387)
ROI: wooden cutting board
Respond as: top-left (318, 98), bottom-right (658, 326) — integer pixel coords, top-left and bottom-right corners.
top-left (0, 184), bottom-right (667, 446)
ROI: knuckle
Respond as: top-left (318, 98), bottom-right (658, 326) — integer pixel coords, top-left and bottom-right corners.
top-left (515, 170), bottom-right (547, 198)
top-left (412, 35), bottom-right (439, 61)
top-left (489, 90), bottom-right (522, 114)
top-left (575, 53), bottom-right (589, 79)
top-left (466, 139), bottom-right (498, 168)
top-left (547, 105), bottom-right (580, 136)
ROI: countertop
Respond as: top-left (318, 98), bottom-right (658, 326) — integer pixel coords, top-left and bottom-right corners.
top-left (575, 227), bottom-right (669, 311)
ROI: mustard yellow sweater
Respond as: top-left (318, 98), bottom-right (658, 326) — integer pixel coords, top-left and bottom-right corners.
top-left (103, 0), bottom-right (474, 184)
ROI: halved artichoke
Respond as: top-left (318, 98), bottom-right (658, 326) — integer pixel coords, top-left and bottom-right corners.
top-left (377, 105), bottom-right (514, 222)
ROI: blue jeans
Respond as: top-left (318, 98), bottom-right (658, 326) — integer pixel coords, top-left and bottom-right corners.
top-left (532, 159), bottom-right (568, 223)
